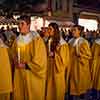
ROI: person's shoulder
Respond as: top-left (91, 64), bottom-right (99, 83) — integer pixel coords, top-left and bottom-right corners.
top-left (68, 38), bottom-right (74, 44)
top-left (95, 38), bottom-right (100, 45)
top-left (79, 37), bottom-right (88, 45)
top-left (59, 37), bottom-right (67, 46)
top-left (0, 38), bottom-right (8, 48)
top-left (68, 38), bottom-right (75, 46)
top-left (31, 31), bottom-right (40, 38)
top-left (31, 31), bottom-right (44, 43)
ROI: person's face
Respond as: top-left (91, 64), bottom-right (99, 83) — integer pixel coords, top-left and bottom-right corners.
top-left (72, 27), bottom-right (80, 38)
top-left (47, 26), bottom-right (55, 36)
top-left (18, 20), bottom-right (30, 35)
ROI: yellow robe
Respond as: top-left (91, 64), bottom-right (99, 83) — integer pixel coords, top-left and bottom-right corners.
top-left (46, 39), bottom-right (70, 100)
top-left (0, 46), bottom-right (12, 100)
top-left (68, 37), bottom-right (92, 95)
top-left (91, 39), bottom-right (100, 90)
top-left (0, 94), bottom-right (10, 100)
top-left (11, 34), bottom-right (47, 100)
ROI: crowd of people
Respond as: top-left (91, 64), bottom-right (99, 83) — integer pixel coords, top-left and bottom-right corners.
top-left (0, 26), bottom-right (19, 47)
top-left (0, 15), bottom-right (100, 100)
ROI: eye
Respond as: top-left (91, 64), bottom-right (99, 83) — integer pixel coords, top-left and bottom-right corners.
top-left (21, 22), bottom-right (24, 25)
top-left (49, 28), bottom-right (52, 30)
top-left (18, 21), bottom-right (24, 26)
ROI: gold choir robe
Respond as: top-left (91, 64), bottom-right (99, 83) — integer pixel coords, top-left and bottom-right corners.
top-left (11, 32), bottom-right (47, 100)
top-left (91, 39), bottom-right (100, 90)
top-left (46, 38), bottom-right (70, 100)
top-left (68, 37), bottom-right (92, 95)
top-left (0, 39), bottom-right (12, 100)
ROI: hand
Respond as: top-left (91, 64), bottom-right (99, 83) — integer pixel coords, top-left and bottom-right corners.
top-left (49, 51), bottom-right (55, 58)
top-left (13, 56), bottom-right (26, 69)
top-left (17, 63), bottom-right (26, 69)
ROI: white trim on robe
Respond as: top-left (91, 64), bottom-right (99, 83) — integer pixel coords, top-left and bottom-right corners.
top-left (17, 31), bottom-right (39, 46)
top-left (95, 38), bottom-right (100, 45)
top-left (59, 37), bottom-right (66, 46)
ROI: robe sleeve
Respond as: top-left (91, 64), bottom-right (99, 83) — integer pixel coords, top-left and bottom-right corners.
top-left (0, 47), bottom-right (12, 93)
top-left (10, 40), bottom-right (17, 81)
top-left (10, 40), bottom-right (17, 65)
top-left (79, 41), bottom-right (92, 60)
top-left (55, 43), bottom-right (70, 73)
top-left (91, 43), bottom-right (100, 80)
top-left (91, 43), bottom-right (99, 59)
top-left (27, 37), bottom-right (47, 78)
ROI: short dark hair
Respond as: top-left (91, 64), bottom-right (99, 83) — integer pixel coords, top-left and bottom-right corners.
top-left (17, 15), bottom-right (31, 25)
top-left (73, 25), bottom-right (83, 32)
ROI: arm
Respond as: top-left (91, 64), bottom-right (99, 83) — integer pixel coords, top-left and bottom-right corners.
top-left (79, 41), bottom-right (92, 60)
top-left (55, 43), bottom-right (70, 73)
top-left (27, 37), bottom-right (47, 78)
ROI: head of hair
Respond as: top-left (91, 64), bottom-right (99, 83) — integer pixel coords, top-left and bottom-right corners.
top-left (48, 22), bottom-right (60, 52)
top-left (49, 22), bottom-right (60, 35)
top-left (73, 25), bottom-right (83, 33)
top-left (17, 15), bottom-right (31, 25)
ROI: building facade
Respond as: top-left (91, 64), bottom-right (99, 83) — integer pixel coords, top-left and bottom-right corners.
top-left (46, 0), bottom-right (100, 29)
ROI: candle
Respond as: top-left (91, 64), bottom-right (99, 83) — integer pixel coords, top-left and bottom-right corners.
top-left (18, 47), bottom-right (20, 64)
top-left (48, 38), bottom-right (52, 56)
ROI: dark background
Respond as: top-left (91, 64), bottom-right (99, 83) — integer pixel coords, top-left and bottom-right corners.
top-left (0, 0), bottom-right (100, 15)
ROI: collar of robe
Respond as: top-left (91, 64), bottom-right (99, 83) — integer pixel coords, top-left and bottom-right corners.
top-left (73, 37), bottom-right (80, 47)
top-left (59, 37), bottom-right (66, 46)
top-left (17, 31), bottom-right (39, 46)
top-left (69, 37), bottom-right (84, 47)
top-left (95, 38), bottom-right (100, 45)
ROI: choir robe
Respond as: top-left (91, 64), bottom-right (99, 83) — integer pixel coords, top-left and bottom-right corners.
top-left (0, 39), bottom-right (12, 100)
top-left (11, 32), bottom-right (47, 100)
top-left (91, 39), bottom-right (100, 90)
top-left (68, 37), bottom-right (92, 95)
top-left (46, 38), bottom-right (70, 100)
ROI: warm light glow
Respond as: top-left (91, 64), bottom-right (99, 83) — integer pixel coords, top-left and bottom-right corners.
top-left (13, 15), bottom-right (20, 20)
top-left (30, 16), bottom-right (49, 31)
top-left (0, 16), bottom-right (50, 32)
top-left (44, 20), bottom-right (50, 27)
top-left (79, 18), bottom-right (98, 31)
top-left (18, 47), bottom-right (20, 64)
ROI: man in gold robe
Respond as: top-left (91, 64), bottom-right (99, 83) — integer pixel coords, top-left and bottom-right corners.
top-left (11, 15), bottom-right (47, 100)
top-left (91, 37), bottom-right (100, 99)
top-left (68, 25), bottom-right (92, 99)
top-left (0, 38), bottom-right (12, 100)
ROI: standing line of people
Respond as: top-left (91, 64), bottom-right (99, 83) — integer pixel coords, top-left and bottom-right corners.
top-left (0, 15), bottom-right (100, 100)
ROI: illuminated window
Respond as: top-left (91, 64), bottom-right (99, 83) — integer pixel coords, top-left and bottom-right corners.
top-left (79, 18), bottom-right (98, 31)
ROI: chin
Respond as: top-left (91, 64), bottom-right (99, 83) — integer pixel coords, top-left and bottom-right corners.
top-left (20, 31), bottom-right (25, 33)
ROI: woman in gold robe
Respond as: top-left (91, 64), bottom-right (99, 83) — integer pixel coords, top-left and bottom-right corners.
top-left (0, 38), bottom-right (12, 100)
top-left (68, 25), bottom-right (92, 99)
top-left (11, 15), bottom-right (47, 100)
top-left (46, 23), bottom-right (70, 100)
top-left (91, 38), bottom-right (100, 99)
